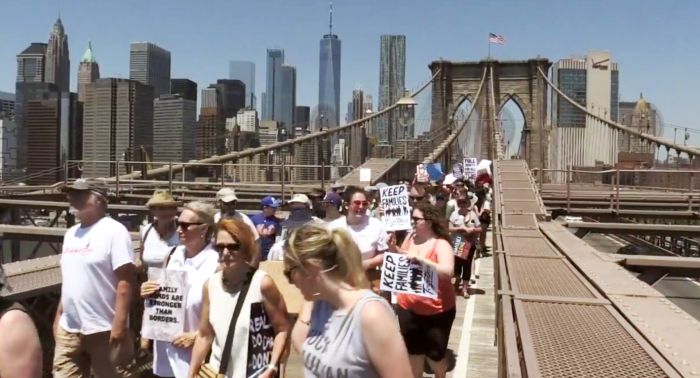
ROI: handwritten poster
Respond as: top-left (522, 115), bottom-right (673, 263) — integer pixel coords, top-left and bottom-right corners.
top-left (380, 184), bottom-right (411, 231)
top-left (359, 168), bottom-right (372, 182)
top-left (463, 157), bottom-right (478, 179)
top-left (247, 302), bottom-right (275, 377)
top-left (380, 252), bottom-right (438, 299)
top-left (141, 268), bottom-right (187, 342)
top-left (452, 162), bottom-right (464, 180)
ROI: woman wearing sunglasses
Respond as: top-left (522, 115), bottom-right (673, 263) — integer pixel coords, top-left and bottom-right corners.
top-left (327, 186), bottom-right (389, 289)
top-left (140, 201), bottom-right (220, 378)
top-left (189, 218), bottom-right (289, 378)
top-left (389, 202), bottom-right (455, 378)
top-left (285, 224), bottom-right (412, 378)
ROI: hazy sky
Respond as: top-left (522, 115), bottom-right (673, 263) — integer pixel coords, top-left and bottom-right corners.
top-left (2, 0), bottom-right (699, 145)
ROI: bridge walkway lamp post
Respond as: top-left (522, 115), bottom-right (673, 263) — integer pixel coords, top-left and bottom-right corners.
top-left (396, 96), bottom-right (418, 161)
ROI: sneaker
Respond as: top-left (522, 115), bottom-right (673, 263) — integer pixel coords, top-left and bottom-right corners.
top-left (462, 285), bottom-right (470, 298)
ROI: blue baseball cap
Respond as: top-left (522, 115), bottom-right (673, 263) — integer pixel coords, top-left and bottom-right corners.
top-left (261, 196), bottom-right (280, 208)
top-left (322, 192), bottom-right (342, 207)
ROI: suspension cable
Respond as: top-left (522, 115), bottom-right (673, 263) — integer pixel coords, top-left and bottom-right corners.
top-left (539, 67), bottom-right (699, 157)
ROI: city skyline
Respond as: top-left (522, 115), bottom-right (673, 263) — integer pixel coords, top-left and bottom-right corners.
top-left (1, 1), bottom-right (700, 145)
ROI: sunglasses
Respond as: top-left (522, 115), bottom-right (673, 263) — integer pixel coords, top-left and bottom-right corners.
top-left (214, 243), bottom-right (241, 254)
top-left (351, 200), bottom-right (369, 207)
top-left (409, 196), bottom-right (424, 201)
top-left (177, 221), bottom-right (203, 231)
top-left (411, 216), bottom-right (427, 222)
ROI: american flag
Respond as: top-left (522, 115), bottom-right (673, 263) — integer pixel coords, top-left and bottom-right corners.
top-left (489, 33), bottom-right (505, 45)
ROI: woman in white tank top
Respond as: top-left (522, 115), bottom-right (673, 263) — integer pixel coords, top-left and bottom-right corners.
top-left (188, 218), bottom-right (290, 378)
top-left (285, 224), bottom-right (412, 378)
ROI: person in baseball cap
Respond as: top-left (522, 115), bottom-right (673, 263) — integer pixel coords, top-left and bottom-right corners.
top-left (214, 187), bottom-right (259, 241)
top-left (55, 178), bottom-right (138, 376)
top-left (250, 196), bottom-right (282, 261)
top-left (321, 192), bottom-right (343, 222)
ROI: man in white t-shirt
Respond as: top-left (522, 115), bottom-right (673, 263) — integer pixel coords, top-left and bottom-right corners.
top-left (53, 179), bottom-right (137, 377)
top-left (214, 187), bottom-right (259, 239)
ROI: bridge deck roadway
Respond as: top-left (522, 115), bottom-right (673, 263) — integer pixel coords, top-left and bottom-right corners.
top-left (495, 160), bottom-right (698, 377)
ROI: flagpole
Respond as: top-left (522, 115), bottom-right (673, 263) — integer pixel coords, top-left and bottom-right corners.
top-left (488, 38), bottom-right (491, 60)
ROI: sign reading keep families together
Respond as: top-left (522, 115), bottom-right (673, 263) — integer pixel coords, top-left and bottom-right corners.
top-left (141, 268), bottom-right (187, 342)
top-left (380, 252), bottom-right (438, 299)
top-left (379, 184), bottom-right (412, 231)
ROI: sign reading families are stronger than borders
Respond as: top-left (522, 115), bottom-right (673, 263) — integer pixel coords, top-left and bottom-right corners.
top-left (380, 252), bottom-right (438, 299)
top-left (379, 184), bottom-right (412, 231)
top-left (141, 268), bottom-right (187, 342)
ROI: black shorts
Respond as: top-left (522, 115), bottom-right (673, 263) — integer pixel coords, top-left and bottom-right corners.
top-left (396, 306), bottom-right (456, 361)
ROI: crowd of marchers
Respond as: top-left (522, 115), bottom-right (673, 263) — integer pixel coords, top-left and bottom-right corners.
top-left (0, 165), bottom-right (492, 378)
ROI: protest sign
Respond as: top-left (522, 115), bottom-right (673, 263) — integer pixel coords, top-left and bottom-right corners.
top-left (379, 252), bottom-right (438, 299)
top-left (359, 168), bottom-right (372, 182)
top-left (141, 268), bottom-right (187, 342)
top-left (380, 184), bottom-right (411, 231)
top-left (415, 164), bottom-right (430, 183)
top-left (476, 159), bottom-right (492, 176)
top-left (247, 302), bottom-right (275, 377)
top-left (426, 163), bottom-right (444, 182)
top-left (463, 157), bottom-right (478, 179)
top-left (452, 162), bottom-right (464, 180)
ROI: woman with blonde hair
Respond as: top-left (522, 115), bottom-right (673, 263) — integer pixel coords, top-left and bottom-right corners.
top-left (285, 224), bottom-right (411, 378)
top-left (188, 218), bottom-right (289, 378)
top-left (140, 201), bottom-right (219, 378)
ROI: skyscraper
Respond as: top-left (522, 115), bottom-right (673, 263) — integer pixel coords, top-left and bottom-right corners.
top-left (618, 94), bottom-right (658, 156)
top-left (348, 89), bottom-right (368, 166)
top-left (551, 52), bottom-right (619, 169)
top-left (229, 61), bottom-right (255, 108)
top-left (0, 116), bottom-right (20, 182)
top-left (264, 49), bottom-right (284, 121)
top-left (294, 106), bottom-right (310, 132)
top-left (82, 78), bottom-right (154, 177)
top-left (0, 92), bottom-right (14, 118)
top-left (170, 79), bottom-right (197, 102)
top-left (16, 43), bottom-right (47, 83)
top-left (23, 85), bottom-right (79, 184)
top-left (45, 18), bottom-right (70, 93)
top-left (129, 42), bottom-right (171, 97)
top-left (196, 87), bottom-right (225, 159)
top-left (15, 42), bottom-right (48, 169)
top-left (215, 79), bottom-right (246, 119)
top-left (378, 35), bottom-right (406, 144)
top-left (153, 94), bottom-right (196, 164)
top-left (77, 42), bottom-right (100, 102)
top-left (278, 65), bottom-right (296, 133)
top-left (317, 1), bottom-right (341, 130)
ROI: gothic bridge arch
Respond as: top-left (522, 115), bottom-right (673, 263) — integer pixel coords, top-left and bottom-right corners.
top-left (429, 59), bottom-right (551, 169)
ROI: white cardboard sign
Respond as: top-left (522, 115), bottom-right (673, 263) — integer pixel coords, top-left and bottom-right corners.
top-left (141, 268), bottom-right (188, 342)
top-left (379, 184), bottom-right (412, 231)
top-left (463, 157), bottom-right (478, 179)
top-left (380, 252), bottom-right (438, 299)
top-left (359, 168), bottom-right (372, 182)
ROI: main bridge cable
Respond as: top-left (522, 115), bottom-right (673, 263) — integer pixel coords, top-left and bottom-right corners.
top-left (422, 67), bottom-right (488, 164)
top-left (538, 67), bottom-right (700, 158)
top-left (111, 69), bottom-right (443, 181)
